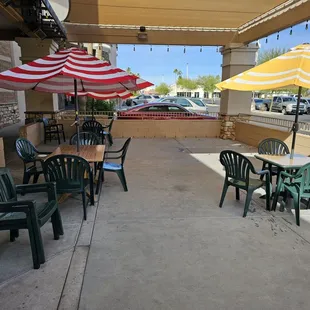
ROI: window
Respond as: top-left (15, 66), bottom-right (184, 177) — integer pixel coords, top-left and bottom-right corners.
top-left (161, 98), bottom-right (177, 103)
top-left (283, 97), bottom-right (296, 102)
top-left (194, 92), bottom-right (200, 98)
top-left (168, 106), bottom-right (185, 112)
top-left (177, 98), bottom-right (192, 107)
top-left (144, 95), bottom-right (152, 99)
top-left (204, 92), bottom-right (209, 99)
top-left (191, 99), bottom-right (205, 107)
top-left (177, 92), bottom-right (186, 97)
top-left (186, 92), bottom-right (192, 97)
top-left (153, 95), bottom-right (160, 99)
top-left (139, 106), bottom-right (168, 112)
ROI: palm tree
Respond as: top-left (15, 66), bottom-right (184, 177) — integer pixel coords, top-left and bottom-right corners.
top-left (173, 69), bottom-right (182, 79)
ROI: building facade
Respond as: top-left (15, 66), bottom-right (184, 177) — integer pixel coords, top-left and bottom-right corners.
top-left (169, 84), bottom-right (221, 99)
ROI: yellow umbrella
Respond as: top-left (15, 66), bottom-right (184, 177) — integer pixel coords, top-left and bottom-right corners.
top-left (216, 44), bottom-right (310, 158)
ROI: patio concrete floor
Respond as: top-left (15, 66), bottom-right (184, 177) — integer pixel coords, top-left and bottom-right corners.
top-left (1, 138), bottom-right (310, 309)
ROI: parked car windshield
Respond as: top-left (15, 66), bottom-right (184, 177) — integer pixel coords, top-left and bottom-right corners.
top-left (283, 97), bottom-right (296, 102)
top-left (191, 99), bottom-right (205, 107)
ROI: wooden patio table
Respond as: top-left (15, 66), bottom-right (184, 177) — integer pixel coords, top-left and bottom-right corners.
top-left (45, 144), bottom-right (106, 202)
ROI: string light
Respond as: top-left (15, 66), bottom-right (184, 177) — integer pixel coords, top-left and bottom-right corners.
top-left (265, 37), bottom-right (268, 44)
top-left (216, 46), bottom-right (219, 52)
top-left (150, 45), bottom-right (152, 52)
top-left (277, 32), bottom-right (280, 40)
top-left (306, 20), bottom-right (309, 30)
top-left (133, 45), bottom-right (135, 51)
top-left (116, 44), bottom-right (118, 51)
top-left (200, 46), bottom-right (202, 52)
top-left (167, 45), bottom-right (169, 52)
top-left (290, 27), bottom-right (293, 35)
top-left (183, 46), bottom-right (186, 53)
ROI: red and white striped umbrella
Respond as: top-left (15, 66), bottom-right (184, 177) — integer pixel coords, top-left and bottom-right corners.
top-left (0, 47), bottom-right (153, 93)
top-left (67, 90), bottom-right (132, 100)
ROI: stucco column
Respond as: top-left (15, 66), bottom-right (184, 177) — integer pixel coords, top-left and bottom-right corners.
top-left (16, 38), bottom-right (59, 113)
top-left (219, 43), bottom-right (259, 139)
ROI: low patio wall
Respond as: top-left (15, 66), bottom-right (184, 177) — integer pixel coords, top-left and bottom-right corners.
top-left (61, 119), bottom-right (221, 139)
top-left (19, 122), bottom-right (44, 146)
top-left (236, 121), bottom-right (310, 156)
top-left (0, 137), bottom-right (5, 167)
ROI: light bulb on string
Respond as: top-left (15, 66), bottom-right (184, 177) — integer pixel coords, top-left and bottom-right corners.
top-left (116, 44), bottom-right (118, 51)
top-left (265, 37), bottom-right (268, 44)
top-left (133, 45), bottom-right (136, 52)
top-left (216, 46), bottom-right (219, 52)
top-left (183, 46), bottom-right (186, 54)
top-left (150, 45), bottom-right (152, 52)
top-left (290, 27), bottom-right (293, 36)
top-left (167, 45), bottom-right (169, 52)
top-left (277, 32), bottom-right (280, 40)
top-left (200, 46), bottom-right (202, 52)
top-left (306, 21), bottom-right (309, 30)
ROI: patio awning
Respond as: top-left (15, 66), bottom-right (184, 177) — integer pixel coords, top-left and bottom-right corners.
top-left (64, 0), bottom-right (310, 45)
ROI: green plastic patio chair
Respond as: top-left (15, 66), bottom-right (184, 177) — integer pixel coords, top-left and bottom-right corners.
top-left (103, 137), bottom-right (131, 191)
top-left (70, 131), bottom-right (100, 145)
top-left (272, 162), bottom-right (310, 226)
top-left (15, 138), bottom-right (52, 184)
top-left (102, 119), bottom-right (114, 146)
top-left (219, 150), bottom-right (271, 217)
top-left (82, 120), bottom-right (105, 144)
top-left (43, 155), bottom-right (94, 220)
top-left (258, 138), bottom-right (290, 183)
top-left (0, 167), bottom-right (63, 269)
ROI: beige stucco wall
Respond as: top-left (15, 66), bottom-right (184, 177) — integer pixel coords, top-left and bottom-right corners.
top-left (61, 119), bottom-right (221, 139)
top-left (235, 122), bottom-right (310, 156)
top-left (19, 122), bottom-right (44, 146)
top-left (0, 137), bottom-right (5, 167)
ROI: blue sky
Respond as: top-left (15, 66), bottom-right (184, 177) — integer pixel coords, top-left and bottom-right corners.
top-left (117, 22), bottom-right (309, 86)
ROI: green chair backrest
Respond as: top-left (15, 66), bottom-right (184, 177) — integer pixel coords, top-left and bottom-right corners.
top-left (15, 138), bottom-right (38, 162)
top-left (107, 119), bottom-right (114, 132)
top-left (120, 137), bottom-right (131, 165)
top-left (82, 120), bottom-right (103, 136)
top-left (220, 150), bottom-right (256, 187)
top-left (43, 155), bottom-right (91, 190)
top-left (294, 163), bottom-right (310, 194)
top-left (258, 138), bottom-right (290, 155)
top-left (70, 131), bottom-right (100, 146)
top-left (0, 168), bottom-right (17, 203)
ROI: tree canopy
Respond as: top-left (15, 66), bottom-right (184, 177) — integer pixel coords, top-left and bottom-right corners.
top-left (196, 75), bottom-right (221, 93)
top-left (176, 78), bottom-right (198, 90)
top-left (155, 83), bottom-right (171, 95)
top-left (257, 48), bottom-right (287, 65)
top-left (173, 69), bottom-right (183, 79)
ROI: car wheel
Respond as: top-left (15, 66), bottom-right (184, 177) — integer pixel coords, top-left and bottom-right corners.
top-left (282, 108), bottom-right (287, 115)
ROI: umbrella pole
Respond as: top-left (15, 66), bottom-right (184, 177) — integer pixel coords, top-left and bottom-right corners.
top-left (291, 86), bottom-right (302, 159)
top-left (92, 98), bottom-right (95, 120)
top-left (74, 78), bottom-right (80, 152)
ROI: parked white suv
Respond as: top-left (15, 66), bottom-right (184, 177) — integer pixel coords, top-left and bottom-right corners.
top-left (271, 96), bottom-right (306, 115)
top-left (158, 97), bottom-right (208, 114)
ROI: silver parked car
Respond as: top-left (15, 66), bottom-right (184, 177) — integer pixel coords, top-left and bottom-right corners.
top-left (158, 97), bottom-right (208, 114)
top-left (132, 94), bottom-right (160, 105)
top-left (271, 96), bottom-right (306, 115)
top-left (300, 98), bottom-right (310, 114)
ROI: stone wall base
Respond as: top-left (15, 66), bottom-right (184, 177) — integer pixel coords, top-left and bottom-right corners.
top-left (219, 114), bottom-right (250, 140)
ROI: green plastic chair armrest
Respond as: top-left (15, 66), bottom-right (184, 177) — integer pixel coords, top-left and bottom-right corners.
top-left (0, 200), bottom-right (35, 213)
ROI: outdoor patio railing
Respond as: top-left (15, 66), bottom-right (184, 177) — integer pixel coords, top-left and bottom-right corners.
top-left (239, 113), bottom-right (310, 134)
top-left (59, 110), bottom-right (219, 120)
